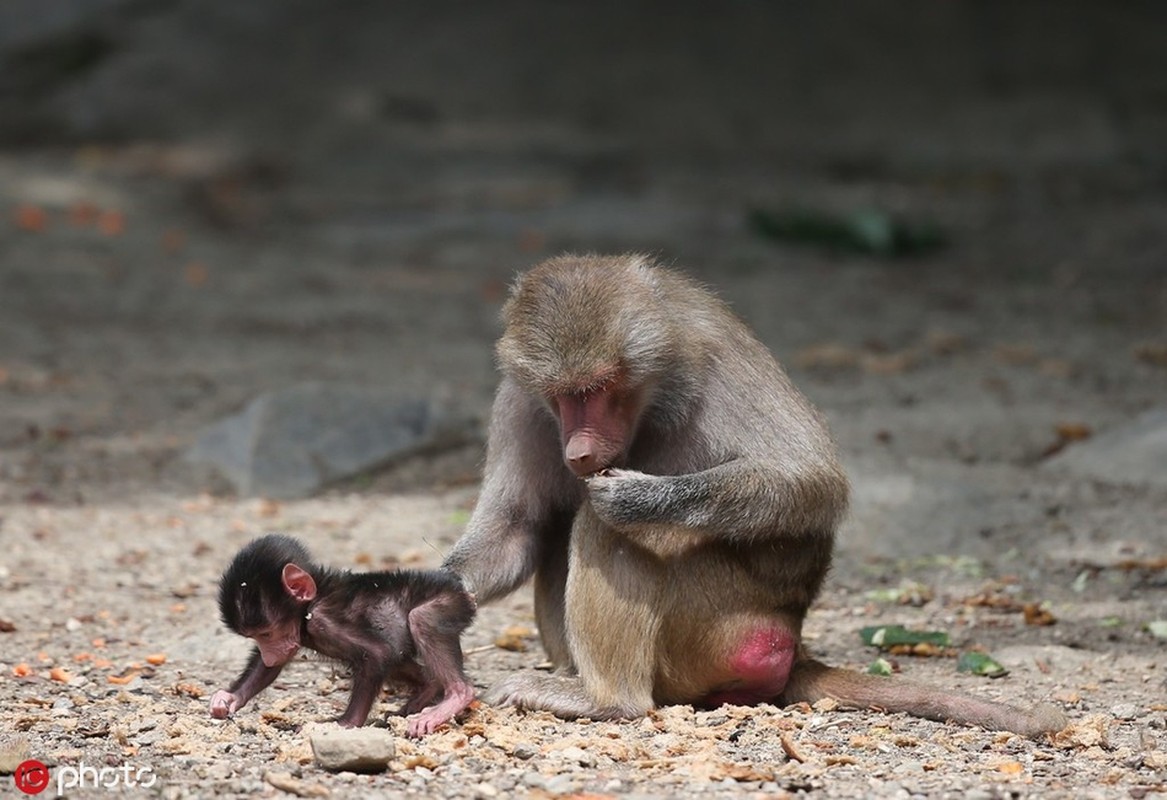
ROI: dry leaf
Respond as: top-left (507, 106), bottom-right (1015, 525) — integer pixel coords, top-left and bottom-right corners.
top-left (69, 202), bottom-right (98, 227)
top-left (401, 755), bottom-right (439, 770)
top-left (925, 330), bottom-right (967, 356)
top-left (15, 205), bottom-right (48, 232)
top-left (1054, 422), bottom-right (1092, 442)
top-left (254, 498), bottom-right (281, 517)
top-left (265, 771), bottom-right (330, 798)
top-left (715, 762), bottom-right (774, 782)
top-left (794, 343), bottom-right (859, 370)
top-left (97, 210), bottom-right (126, 236)
top-left (1134, 342), bottom-right (1167, 367)
top-left (161, 228), bottom-right (187, 254)
top-left (49, 667), bottom-right (72, 683)
top-left (495, 625), bottom-right (535, 652)
top-left (887, 642), bottom-right (953, 658)
top-left (1023, 603), bottom-right (1057, 626)
top-left (1117, 558), bottom-right (1167, 571)
top-left (962, 588), bottom-right (1023, 611)
top-left (260, 711), bottom-right (298, 731)
top-left (108, 671), bottom-right (140, 685)
top-left (780, 732), bottom-right (806, 763)
top-left (1051, 714), bottom-right (1110, 749)
top-left (184, 262), bottom-right (210, 287)
top-left (862, 352), bottom-right (918, 375)
top-left (1144, 751), bottom-right (1167, 771)
top-left (158, 738), bottom-right (192, 755)
top-left (1038, 358), bottom-right (1076, 378)
top-left (394, 548), bottom-right (424, 564)
top-left (995, 760), bottom-right (1025, 775)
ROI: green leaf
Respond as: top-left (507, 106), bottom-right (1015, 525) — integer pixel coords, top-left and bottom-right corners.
top-left (957, 651), bottom-right (1008, 678)
top-left (859, 625), bottom-right (951, 649)
top-left (1146, 620), bottom-right (1167, 640)
top-left (865, 580), bottom-right (933, 607)
top-left (748, 207), bottom-right (946, 258)
top-left (865, 588), bottom-right (904, 603)
top-left (867, 657), bottom-right (894, 676)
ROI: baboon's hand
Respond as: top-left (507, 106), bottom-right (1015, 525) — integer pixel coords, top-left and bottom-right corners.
top-left (585, 468), bottom-right (665, 528)
top-left (209, 690), bottom-right (240, 719)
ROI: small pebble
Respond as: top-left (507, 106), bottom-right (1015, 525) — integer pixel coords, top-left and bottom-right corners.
top-left (512, 743), bottom-right (538, 760)
top-left (206, 762), bottom-right (235, 781)
top-left (544, 775), bottom-right (575, 795)
top-left (1112, 703), bottom-right (1140, 721)
top-left (137, 730), bottom-right (166, 746)
top-left (557, 746), bottom-right (595, 767)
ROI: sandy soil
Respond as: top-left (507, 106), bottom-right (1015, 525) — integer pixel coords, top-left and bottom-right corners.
top-left (1, 3), bottom-right (1166, 798)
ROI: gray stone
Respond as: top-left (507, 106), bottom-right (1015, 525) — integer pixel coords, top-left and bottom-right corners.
top-left (512, 743), bottom-right (537, 760)
top-left (184, 382), bottom-right (475, 498)
top-left (1044, 408), bottom-right (1167, 487)
top-left (1111, 703), bottom-right (1140, 721)
top-left (520, 772), bottom-right (546, 789)
top-left (544, 775), bottom-right (575, 795)
top-left (556, 746), bottom-right (596, 767)
top-left (841, 455), bottom-right (1037, 558)
top-left (133, 729), bottom-right (165, 746)
top-left (309, 727), bottom-right (395, 773)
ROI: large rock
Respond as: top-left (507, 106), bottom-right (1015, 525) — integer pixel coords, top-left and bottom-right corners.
top-left (308, 726), bottom-right (395, 773)
top-left (184, 383), bottom-right (475, 498)
top-left (1043, 408), bottom-right (1167, 487)
top-left (840, 454), bottom-right (1036, 558)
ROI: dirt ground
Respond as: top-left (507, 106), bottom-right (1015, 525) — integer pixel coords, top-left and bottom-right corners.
top-left (1, 3), bottom-right (1166, 798)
